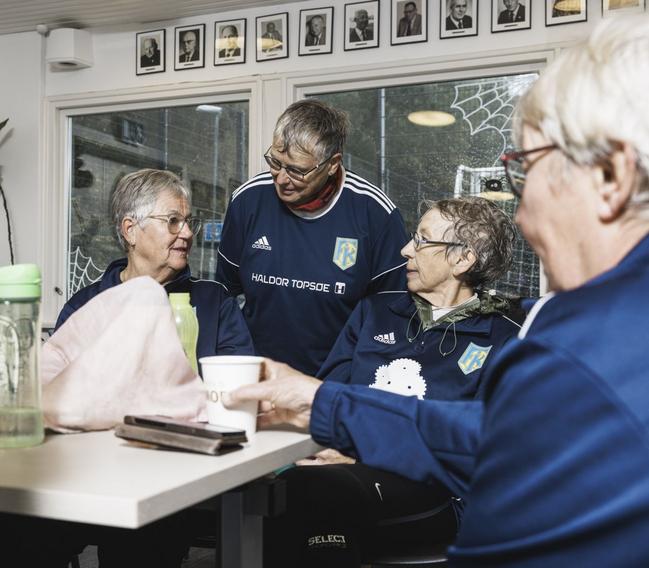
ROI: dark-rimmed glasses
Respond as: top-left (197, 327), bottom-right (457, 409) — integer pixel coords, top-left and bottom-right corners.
top-left (500, 144), bottom-right (557, 197)
top-left (263, 146), bottom-right (334, 182)
top-left (411, 232), bottom-right (464, 251)
top-left (146, 214), bottom-right (202, 235)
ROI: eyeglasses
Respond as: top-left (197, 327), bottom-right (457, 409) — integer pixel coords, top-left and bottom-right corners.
top-left (411, 232), bottom-right (464, 251)
top-left (145, 214), bottom-right (202, 235)
top-left (500, 144), bottom-right (557, 198)
top-left (263, 147), bottom-right (334, 182)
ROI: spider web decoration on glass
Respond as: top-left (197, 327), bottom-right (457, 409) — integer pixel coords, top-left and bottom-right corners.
top-left (69, 247), bottom-right (105, 297)
top-left (451, 74), bottom-right (538, 165)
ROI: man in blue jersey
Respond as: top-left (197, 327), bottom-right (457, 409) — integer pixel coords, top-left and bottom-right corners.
top-left (216, 100), bottom-right (408, 375)
top-left (225, 17), bottom-right (649, 566)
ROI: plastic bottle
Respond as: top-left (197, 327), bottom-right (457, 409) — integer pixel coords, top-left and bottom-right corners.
top-left (169, 293), bottom-right (199, 374)
top-left (0, 264), bottom-right (44, 448)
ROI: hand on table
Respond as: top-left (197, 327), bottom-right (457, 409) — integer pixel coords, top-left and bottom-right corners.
top-left (222, 358), bottom-right (321, 431)
top-left (296, 448), bottom-right (356, 466)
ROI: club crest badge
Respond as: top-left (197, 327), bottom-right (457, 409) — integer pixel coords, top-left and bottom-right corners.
top-left (457, 342), bottom-right (493, 375)
top-left (333, 237), bottom-right (358, 270)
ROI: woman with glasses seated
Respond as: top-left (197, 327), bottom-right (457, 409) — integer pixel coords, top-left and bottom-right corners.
top-left (216, 99), bottom-right (408, 377)
top-left (44, 169), bottom-right (254, 568)
top-left (265, 196), bottom-right (521, 568)
top-left (56, 168), bottom-right (254, 366)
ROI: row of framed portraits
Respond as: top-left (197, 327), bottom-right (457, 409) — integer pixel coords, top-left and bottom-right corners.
top-left (136, 0), bottom-right (648, 75)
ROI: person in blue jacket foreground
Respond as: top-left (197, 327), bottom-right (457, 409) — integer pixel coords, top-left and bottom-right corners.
top-left (264, 196), bottom-right (521, 567)
top-left (225, 16), bottom-right (649, 566)
top-left (56, 168), bottom-right (255, 371)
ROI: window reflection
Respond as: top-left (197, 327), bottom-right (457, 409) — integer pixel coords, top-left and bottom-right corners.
top-left (68, 101), bottom-right (249, 296)
top-left (314, 73), bottom-right (540, 297)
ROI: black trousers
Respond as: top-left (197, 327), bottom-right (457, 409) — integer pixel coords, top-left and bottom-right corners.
top-left (264, 463), bottom-right (458, 568)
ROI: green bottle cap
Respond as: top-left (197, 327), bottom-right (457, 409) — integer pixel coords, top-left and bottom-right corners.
top-left (0, 264), bottom-right (41, 300)
top-left (169, 292), bottom-right (191, 306)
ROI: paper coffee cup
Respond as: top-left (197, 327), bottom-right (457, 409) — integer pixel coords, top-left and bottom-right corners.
top-left (199, 355), bottom-right (263, 435)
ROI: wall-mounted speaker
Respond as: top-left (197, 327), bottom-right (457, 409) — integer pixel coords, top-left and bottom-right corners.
top-left (46, 28), bottom-right (93, 70)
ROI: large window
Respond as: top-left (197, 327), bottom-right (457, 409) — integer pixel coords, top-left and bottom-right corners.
top-left (67, 100), bottom-right (248, 296)
top-left (315, 73), bottom-right (540, 297)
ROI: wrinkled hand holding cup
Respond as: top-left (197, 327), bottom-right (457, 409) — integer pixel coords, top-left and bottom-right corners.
top-left (199, 356), bottom-right (263, 435)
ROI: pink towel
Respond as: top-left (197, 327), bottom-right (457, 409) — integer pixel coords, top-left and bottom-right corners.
top-left (42, 276), bottom-right (207, 432)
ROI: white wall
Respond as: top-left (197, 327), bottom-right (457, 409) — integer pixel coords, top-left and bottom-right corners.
top-left (0, 32), bottom-right (44, 267)
top-left (45, 0), bottom-right (600, 97)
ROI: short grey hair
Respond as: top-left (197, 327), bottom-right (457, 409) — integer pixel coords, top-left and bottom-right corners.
top-left (514, 15), bottom-right (649, 215)
top-left (273, 100), bottom-right (349, 162)
top-left (421, 196), bottom-right (516, 289)
top-left (111, 169), bottom-right (190, 251)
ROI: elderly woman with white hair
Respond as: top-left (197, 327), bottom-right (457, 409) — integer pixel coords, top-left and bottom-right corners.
top-left (224, 16), bottom-right (649, 565)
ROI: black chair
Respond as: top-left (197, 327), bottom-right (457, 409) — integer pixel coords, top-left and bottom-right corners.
top-left (363, 541), bottom-right (448, 567)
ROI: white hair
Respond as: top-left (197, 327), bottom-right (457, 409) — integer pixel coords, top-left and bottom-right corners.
top-left (111, 169), bottom-right (190, 251)
top-left (514, 15), bottom-right (649, 211)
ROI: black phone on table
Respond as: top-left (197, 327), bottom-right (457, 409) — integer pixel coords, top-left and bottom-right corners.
top-left (123, 415), bottom-right (247, 443)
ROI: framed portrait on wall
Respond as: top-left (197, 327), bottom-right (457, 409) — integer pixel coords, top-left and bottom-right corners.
top-left (256, 13), bottom-right (289, 61)
top-left (440, 0), bottom-right (478, 38)
top-left (214, 19), bottom-right (246, 65)
top-left (299, 7), bottom-right (334, 56)
top-left (136, 29), bottom-right (165, 75)
top-left (344, 1), bottom-right (380, 51)
top-left (391, 0), bottom-right (427, 45)
top-left (602, 0), bottom-right (645, 17)
top-left (174, 24), bottom-right (205, 70)
top-left (546, 0), bottom-right (586, 25)
top-left (491, 0), bottom-right (531, 32)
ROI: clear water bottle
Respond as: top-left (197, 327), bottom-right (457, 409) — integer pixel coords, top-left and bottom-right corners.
top-left (0, 264), bottom-right (44, 448)
top-left (169, 293), bottom-right (199, 374)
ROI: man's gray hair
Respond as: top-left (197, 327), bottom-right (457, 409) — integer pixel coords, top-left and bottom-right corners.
top-left (421, 196), bottom-right (516, 289)
top-left (111, 169), bottom-right (190, 251)
top-left (272, 99), bottom-right (349, 161)
top-left (514, 15), bottom-right (649, 214)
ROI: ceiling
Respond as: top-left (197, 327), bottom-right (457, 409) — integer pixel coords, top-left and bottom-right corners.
top-left (0, 0), bottom-right (302, 36)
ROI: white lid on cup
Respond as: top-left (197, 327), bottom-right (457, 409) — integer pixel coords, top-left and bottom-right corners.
top-left (199, 355), bottom-right (264, 365)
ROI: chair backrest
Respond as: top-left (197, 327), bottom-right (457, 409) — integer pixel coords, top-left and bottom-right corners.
top-left (363, 541), bottom-right (448, 567)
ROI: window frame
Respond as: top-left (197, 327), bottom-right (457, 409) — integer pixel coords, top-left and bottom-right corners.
top-left (286, 48), bottom-right (556, 297)
top-left (41, 79), bottom-right (260, 324)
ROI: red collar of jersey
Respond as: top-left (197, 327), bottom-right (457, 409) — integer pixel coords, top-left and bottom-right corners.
top-left (288, 168), bottom-right (342, 213)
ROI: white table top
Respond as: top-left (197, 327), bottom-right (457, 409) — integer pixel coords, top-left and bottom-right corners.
top-left (0, 428), bottom-right (320, 528)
